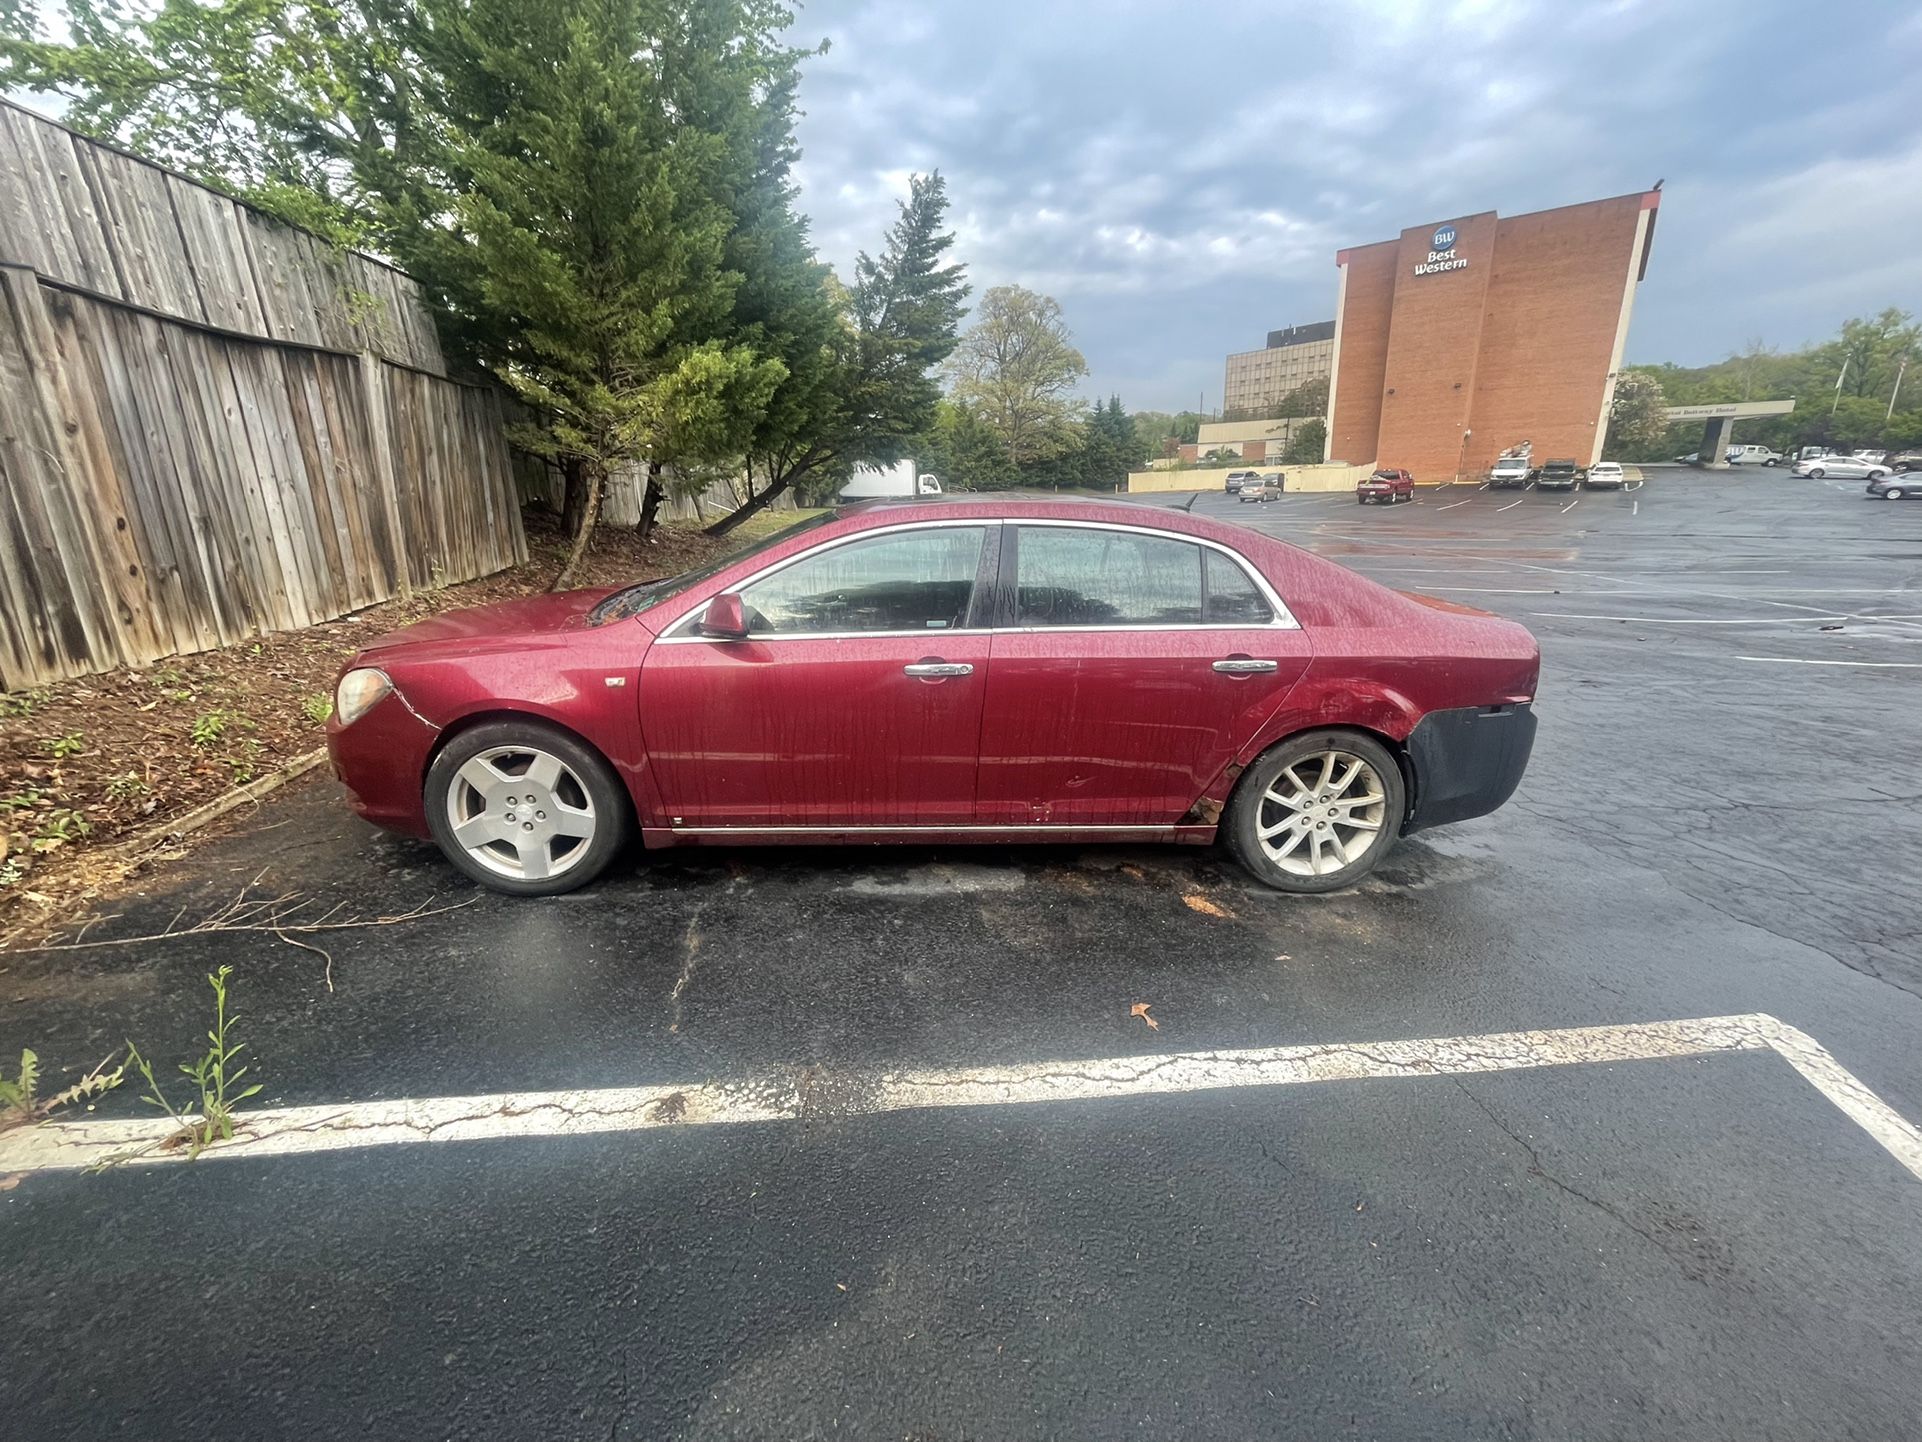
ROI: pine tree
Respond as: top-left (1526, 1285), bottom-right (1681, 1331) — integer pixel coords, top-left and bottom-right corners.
top-left (707, 171), bottom-right (968, 536)
top-left (398, 0), bottom-right (785, 585)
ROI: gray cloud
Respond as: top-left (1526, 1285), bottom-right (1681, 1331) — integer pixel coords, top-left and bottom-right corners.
top-left (791, 0), bottom-right (1922, 410)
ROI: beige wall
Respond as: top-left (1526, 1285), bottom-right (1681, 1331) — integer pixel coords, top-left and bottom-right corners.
top-left (1196, 417), bottom-right (1308, 446)
top-left (1127, 462), bottom-right (1370, 494)
top-left (1223, 336), bottom-right (1333, 415)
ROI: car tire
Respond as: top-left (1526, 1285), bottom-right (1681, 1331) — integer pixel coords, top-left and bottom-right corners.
top-left (1886, 488), bottom-right (1905, 500)
top-left (1224, 730), bottom-right (1407, 894)
top-left (425, 718), bottom-right (630, 896)
top-left (1809, 468), bottom-right (1825, 479)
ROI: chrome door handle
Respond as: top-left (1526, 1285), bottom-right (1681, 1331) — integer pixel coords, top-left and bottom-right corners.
top-left (904, 662), bottom-right (973, 677)
top-left (1212, 658), bottom-right (1280, 674)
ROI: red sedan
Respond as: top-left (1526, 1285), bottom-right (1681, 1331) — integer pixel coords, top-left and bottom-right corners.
top-left (327, 497), bottom-right (1539, 896)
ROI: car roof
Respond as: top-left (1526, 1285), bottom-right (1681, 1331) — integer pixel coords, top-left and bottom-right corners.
top-left (833, 493), bottom-right (1284, 549)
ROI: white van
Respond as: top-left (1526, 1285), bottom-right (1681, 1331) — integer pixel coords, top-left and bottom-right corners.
top-left (1726, 445), bottom-right (1782, 466)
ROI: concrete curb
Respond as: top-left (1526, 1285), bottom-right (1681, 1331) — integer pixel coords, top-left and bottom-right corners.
top-left (103, 748), bottom-right (329, 859)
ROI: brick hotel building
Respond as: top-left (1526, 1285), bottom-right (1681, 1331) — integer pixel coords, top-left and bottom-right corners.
top-left (1326, 189), bottom-right (1661, 480)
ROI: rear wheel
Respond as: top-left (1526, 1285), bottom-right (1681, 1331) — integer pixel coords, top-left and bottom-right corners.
top-left (1224, 731), bottom-right (1407, 893)
top-left (425, 719), bottom-right (629, 896)
top-left (1809, 467), bottom-right (1826, 479)
top-left (1886, 487), bottom-right (1906, 500)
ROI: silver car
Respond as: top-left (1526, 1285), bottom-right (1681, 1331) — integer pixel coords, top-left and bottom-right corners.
top-left (1793, 455), bottom-right (1891, 480)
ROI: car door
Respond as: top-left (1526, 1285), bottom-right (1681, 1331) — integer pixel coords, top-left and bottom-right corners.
top-left (974, 523), bottom-right (1313, 826)
top-left (638, 522), bottom-right (996, 828)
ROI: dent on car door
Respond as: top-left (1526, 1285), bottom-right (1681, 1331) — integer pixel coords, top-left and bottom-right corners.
top-left (976, 526), bottom-right (1312, 826)
top-left (637, 524), bottom-right (996, 827)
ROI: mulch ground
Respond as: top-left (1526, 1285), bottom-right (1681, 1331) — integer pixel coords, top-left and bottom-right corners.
top-left (0, 510), bottom-right (731, 947)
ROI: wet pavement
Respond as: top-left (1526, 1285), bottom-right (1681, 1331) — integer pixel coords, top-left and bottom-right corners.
top-left (3, 470), bottom-right (1919, 1439)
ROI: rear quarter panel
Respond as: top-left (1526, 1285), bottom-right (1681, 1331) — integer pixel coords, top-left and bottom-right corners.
top-left (1185, 533), bottom-right (1538, 814)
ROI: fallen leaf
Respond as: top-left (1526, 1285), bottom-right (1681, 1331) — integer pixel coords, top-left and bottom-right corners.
top-left (1354, 1201), bottom-right (1366, 1213)
top-left (0, 1173), bottom-right (22, 1192)
top-left (1130, 1002), bottom-right (1159, 1031)
top-left (835, 1282), bottom-right (847, 1292)
top-left (1182, 893), bottom-right (1232, 919)
top-left (1273, 953), bottom-right (1292, 963)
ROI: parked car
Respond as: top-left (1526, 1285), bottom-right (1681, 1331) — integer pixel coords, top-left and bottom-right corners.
top-left (1239, 471), bottom-right (1285, 503)
top-left (1356, 468), bottom-right (1415, 504)
top-left (1888, 452), bottom-right (1920, 473)
top-left (1727, 445), bottom-right (1782, 466)
top-left (1793, 455), bottom-right (1892, 480)
top-left (1489, 455), bottom-right (1532, 488)
top-left (1583, 461), bottom-right (1625, 489)
top-left (326, 498), bottom-right (1540, 897)
top-left (1866, 474), bottom-right (1918, 501)
top-left (1223, 469), bottom-right (1261, 495)
top-left (1535, 459), bottom-right (1584, 490)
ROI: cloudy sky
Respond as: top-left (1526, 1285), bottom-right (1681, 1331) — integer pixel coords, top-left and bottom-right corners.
top-left (788, 0), bottom-right (1922, 413)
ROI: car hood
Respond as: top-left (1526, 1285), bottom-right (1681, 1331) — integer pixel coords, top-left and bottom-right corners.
top-left (355, 587), bottom-right (620, 659)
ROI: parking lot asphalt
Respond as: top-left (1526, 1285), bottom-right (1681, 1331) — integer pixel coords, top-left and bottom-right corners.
top-left (3, 470), bottom-right (1920, 1439)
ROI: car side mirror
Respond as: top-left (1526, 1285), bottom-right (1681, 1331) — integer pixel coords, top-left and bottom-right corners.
top-left (700, 592), bottom-right (749, 640)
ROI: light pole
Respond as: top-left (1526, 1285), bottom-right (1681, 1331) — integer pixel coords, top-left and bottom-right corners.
top-left (1889, 357), bottom-right (1909, 422)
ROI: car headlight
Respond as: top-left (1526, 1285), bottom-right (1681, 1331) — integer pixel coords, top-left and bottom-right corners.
top-left (334, 667), bottom-right (393, 726)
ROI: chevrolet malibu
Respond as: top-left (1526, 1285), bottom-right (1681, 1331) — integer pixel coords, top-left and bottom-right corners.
top-left (327, 498), bottom-right (1540, 897)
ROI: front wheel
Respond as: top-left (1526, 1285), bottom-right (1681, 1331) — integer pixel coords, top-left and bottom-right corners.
top-left (425, 719), bottom-right (630, 896)
top-left (1886, 488), bottom-right (1906, 500)
top-left (1809, 468), bottom-right (1826, 479)
top-left (1224, 731), bottom-right (1407, 893)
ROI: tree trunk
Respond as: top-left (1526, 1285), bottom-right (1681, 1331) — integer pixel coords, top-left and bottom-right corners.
top-left (559, 454), bottom-right (588, 537)
top-left (636, 461), bottom-right (666, 541)
top-left (705, 470), bottom-right (790, 537)
top-left (551, 456), bottom-right (605, 591)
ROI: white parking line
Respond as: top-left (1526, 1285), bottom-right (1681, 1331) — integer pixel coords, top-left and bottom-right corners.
top-left (1532, 613), bottom-right (1852, 625)
top-left (3, 1014), bottom-right (1915, 1180)
top-left (1734, 656), bottom-right (1922, 669)
top-left (1496, 499), bottom-right (1525, 512)
top-left (1560, 498), bottom-right (1580, 513)
top-left (1436, 499), bottom-right (1473, 511)
top-left (1632, 500), bottom-right (1639, 515)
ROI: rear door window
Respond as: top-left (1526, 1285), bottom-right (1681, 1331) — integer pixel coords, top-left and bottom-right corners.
top-left (1204, 551), bottom-right (1274, 624)
top-left (1014, 527), bottom-right (1204, 627)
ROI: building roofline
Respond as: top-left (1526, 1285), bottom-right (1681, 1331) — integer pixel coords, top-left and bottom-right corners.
top-left (1334, 189), bottom-right (1662, 264)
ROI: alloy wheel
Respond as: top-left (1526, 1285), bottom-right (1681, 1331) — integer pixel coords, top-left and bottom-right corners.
top-left (1254, 748), bottom-right (1387, 877)
top-left (443, 745), bottom-right (597, 881)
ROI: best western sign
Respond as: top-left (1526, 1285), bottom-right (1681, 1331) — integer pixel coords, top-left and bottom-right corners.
top-left (1414, 223), bottom-right (1468, 277)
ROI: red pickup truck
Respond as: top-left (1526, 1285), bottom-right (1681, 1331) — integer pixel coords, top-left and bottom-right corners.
top-left (1357, 468), bottom-right (1415, 504)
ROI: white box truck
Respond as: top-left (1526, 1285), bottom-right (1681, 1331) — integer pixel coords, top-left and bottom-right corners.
top-left (838, 460), bottom-right (943, 500)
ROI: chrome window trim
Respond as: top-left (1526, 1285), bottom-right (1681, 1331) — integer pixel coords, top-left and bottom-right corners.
top-left (655, 515), bottom-right (1300, 643)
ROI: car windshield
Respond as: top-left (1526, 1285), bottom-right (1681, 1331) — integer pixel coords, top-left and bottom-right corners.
top-left (587, 510), bottom-right (840, 625)
top-left (1371, 470), bottom-right (1397, 480)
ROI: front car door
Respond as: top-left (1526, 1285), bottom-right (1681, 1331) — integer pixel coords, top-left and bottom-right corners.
top-left (639, 522), bottom-right (997, 829)
top-left (975, 522), bottom-right (1313, 826)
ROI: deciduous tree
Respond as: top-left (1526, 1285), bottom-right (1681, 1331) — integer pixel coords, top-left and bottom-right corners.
top-left (949, 285), bottom-right (1087, 467)
top-left (1607, 369), bottom-right (1669, 453)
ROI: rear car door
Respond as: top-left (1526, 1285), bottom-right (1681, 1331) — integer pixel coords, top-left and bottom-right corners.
top-left (975, 523), bottom-right (1313, 826)
top-left (639, 522), bottom-right (996, 828)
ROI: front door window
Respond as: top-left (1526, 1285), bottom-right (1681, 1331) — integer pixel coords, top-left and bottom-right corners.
top-left (740, 527), bottom-right (986, 635)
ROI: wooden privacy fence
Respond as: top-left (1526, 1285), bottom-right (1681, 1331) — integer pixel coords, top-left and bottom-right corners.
top-left (0, 270), bottom-right (524, 690)
top-left (0, 102), bottom-right (526, 692)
